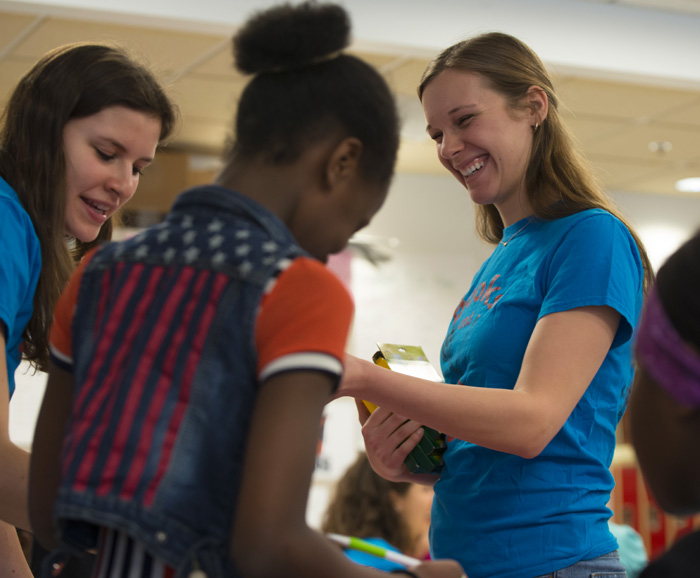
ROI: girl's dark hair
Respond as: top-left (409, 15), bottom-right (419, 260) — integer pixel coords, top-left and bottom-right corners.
top-left (418, 32), bottom-right (653, 291)
top-left (321, 453), bottom-right (413, 553)
top-left (229, 1), bottom-right (399, 188)
top-left (656, 230), bottom-right (700, 349)
top-left (0, 43), bottom-right (177, 371)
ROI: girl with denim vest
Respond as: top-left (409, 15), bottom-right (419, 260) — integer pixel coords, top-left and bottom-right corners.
top-left (28, 3), bottom-right (465, 578)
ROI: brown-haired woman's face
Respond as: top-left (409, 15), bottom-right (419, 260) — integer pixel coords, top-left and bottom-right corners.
top-left (62, 105), bottom-right (161, 242)
top-left (422, 69), bottom-right (536, 224)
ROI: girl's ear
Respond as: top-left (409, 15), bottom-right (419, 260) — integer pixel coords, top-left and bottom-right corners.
top-left (526, 85), bottom-right (549, 127)
top-left (324, 137), bottom-right (363, 191)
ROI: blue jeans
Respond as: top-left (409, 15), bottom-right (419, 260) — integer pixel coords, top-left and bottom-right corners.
top-left (533, 551), bottom-right (627, 578)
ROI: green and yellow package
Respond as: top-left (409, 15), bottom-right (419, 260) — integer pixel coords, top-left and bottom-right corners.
top-left (362, 344), bottom-right (446, 475)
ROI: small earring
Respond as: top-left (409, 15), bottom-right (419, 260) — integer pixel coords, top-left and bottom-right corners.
top-left (533, 122), bottom-right (540, 132)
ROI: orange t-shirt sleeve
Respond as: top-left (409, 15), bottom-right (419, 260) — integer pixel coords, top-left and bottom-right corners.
top-left (49, 249), bottom-right (98, 370)
top-left (256, 256), bottom-right (353, 387)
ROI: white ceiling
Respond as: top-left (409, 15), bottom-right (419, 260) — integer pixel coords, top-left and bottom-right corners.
top-left (2, 0), bottom-right (700, 201)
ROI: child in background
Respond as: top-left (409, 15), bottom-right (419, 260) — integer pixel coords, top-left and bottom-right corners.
top-left (28, 3), bottom-right (465, 578)
top-left (323, 453), bottom-right (434, 571)
top-left (628, 230), bottom-right (700, 577)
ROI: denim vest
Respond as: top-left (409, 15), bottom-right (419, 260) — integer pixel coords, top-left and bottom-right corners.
top-left (52, 186), bottom-right (308, 577)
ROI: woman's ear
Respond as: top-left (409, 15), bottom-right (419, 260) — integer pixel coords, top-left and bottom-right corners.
top-left (324, 137), bottom-right (363, 191)
top-left (526, 85), bottom-right (549, 127)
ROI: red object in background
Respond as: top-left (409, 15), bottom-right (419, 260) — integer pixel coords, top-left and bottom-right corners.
top-left (645, 488), bottom-right (668, 559)
top-left (621, 466), bottom-right (639, 529)
top-left (673, 515), bottom-right (695, 541)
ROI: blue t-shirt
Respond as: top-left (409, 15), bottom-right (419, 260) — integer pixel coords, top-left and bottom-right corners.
top-left (0, 176), bottom-right (41, 398)
top-left (432, 209), bottom-right (644, 578)
top-left (343, 537), bottom-right (407, 571)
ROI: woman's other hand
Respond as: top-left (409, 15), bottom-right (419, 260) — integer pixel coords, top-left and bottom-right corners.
top-left (356, 400), bottom-right (426, 483)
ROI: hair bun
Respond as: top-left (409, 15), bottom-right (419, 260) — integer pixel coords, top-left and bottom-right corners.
top-left (233, 1), bottom-right (351, 75)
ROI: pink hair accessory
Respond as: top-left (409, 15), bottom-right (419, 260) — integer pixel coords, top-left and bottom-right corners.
top-left (636, 286), bottom-right (700, 407)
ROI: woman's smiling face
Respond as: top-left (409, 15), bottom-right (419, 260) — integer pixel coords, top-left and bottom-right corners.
top-left (62, 105), bottom-right (162, 242)
top-left (422, 69), bottom-right (538, 225)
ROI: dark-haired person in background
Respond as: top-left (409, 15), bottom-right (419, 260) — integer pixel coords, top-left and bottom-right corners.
top-left (629, 231), bottom-right (700, 577)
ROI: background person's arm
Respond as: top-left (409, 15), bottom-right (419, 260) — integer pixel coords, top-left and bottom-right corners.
top-left (0, 329), bottom-right (33, 576)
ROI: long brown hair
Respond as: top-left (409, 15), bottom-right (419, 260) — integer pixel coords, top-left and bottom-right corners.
top-left (321, 453), bottom-right (414, 554)
top-left (418, 32), bottom-right (653, 290)
top-left (0, 43), bottom-right (177, 371)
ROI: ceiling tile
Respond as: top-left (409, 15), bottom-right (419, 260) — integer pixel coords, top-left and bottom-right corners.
top-left (169, 75), bottom-right (242, 121)
top-left (171, 117), bottom-right (231, 153)
top-left (2, 4), bottom-right (700, 199)
top-left (564, 114), bottom-right (632, 145)
top-left (590, 122), bottom-right (700, 163)
top-left (9, 17), bottom-right (227, 79)
top-left (557, 77), bottom-right (700, 120)
top-left (0, 58), bottom-right (35, 105)
top-left (384, 57), bottom-right (432, 96)
top-left (348, 49), bottom-right (404, 71)
top-left (0, 12), bottom-right (39, 53)
top-left (189, 43), bottom-right (239, 79)
top-left (656, 98), bottom-right (700, 128)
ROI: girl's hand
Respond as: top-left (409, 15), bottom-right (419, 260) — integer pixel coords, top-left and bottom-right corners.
top-left (355, 400), bottom-right (424, 483)
top-left (413, 559), bottom-right (467, 577)
top-left (333, 354), bottom-right (371, 400)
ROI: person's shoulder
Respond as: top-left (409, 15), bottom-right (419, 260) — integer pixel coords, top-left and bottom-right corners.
top-left (0, 178), bottom-right (39, 249)
top-left (546, 208), bottom-right (632, 242)
top-left (557, 208), bottom-right (622, 228)
top-left (0, 178), bottom-right (29, 220)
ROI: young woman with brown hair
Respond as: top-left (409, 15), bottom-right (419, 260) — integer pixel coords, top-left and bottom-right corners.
top-left (339, 31), bottom-right (652, 578)
top-left (0, 42), bottom-right (176, 575)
